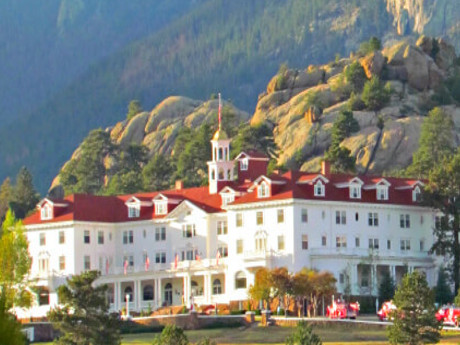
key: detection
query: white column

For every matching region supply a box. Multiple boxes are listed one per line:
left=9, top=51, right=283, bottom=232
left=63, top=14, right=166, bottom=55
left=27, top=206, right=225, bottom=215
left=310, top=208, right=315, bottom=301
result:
left=157, top=278, right=162, bottom=308
left=114, top=281, right=119, bottom=311
left=371, top=265, right=377, bottom=296
left=350, top=264, right=358, bottom=295
left=115, top=281, right=121, bottom=311
left=137, top=280, right=142, bottom=311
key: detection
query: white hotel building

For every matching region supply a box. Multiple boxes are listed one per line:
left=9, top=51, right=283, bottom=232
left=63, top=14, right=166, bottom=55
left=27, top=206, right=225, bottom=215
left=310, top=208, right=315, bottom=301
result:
left=20, top=126, right=442, bottom=318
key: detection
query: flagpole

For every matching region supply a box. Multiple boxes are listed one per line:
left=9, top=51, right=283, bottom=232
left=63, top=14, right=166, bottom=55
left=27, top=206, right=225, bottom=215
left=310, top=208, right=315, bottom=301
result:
left=218, top=93, right=222, bottom=130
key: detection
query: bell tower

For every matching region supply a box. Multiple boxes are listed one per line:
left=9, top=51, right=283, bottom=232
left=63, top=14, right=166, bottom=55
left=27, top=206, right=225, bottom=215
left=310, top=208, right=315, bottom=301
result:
left=207, top=93, right=234, bottom=194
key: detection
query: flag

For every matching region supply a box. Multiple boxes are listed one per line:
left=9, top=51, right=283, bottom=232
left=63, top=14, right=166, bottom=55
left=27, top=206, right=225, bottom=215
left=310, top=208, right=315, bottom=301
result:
left=105, top=258, right=109, bottom=275
left=195, top=251, right=201, bottom=263
left=218, top=93, right=222, bottom=128
left=145, top=256, right=150, bottom=271
left=174, top=253, right=179, bottom=269
left=216, top=249, right=221, bottom=265
left=123, top=259, right=128, bottom=275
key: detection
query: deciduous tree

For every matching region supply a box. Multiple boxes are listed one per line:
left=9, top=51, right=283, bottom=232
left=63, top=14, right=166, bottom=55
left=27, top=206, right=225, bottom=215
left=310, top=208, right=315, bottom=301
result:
left=248, top=267, right=273, bottom=310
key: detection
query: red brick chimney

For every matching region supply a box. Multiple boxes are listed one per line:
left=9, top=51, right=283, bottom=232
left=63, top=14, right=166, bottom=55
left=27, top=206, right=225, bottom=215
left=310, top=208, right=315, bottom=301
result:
left=175, top=180, right=184, bottom=190
left=321, top=160, right=330, bottom=175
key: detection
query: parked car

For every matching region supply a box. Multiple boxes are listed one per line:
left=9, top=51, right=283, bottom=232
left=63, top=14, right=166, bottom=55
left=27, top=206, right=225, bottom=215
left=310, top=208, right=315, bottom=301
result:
left=377, top=301, right=397, bottom=321
left=327, top=300, right=360, bottom=319
left=436, top=306, right=460, bottom=326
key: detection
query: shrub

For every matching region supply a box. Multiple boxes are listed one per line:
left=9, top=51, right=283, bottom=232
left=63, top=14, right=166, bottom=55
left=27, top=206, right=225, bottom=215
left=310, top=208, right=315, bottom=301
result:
left=285, top=321, right=322, bottom=345
left=347, top=92, right=365, bottom=111
left=152, top=325, right=188, bottom=345
left=361, top=77, right=390, bottom=110
left=358, top=37, right=381, bottom=55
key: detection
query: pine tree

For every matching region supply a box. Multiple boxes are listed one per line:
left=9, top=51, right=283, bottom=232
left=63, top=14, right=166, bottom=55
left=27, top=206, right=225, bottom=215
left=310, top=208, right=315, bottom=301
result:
left=152, top=325, right=189, bottom=345
left=378, top=270, right=395, bottom=303
left=126, top=100, right=143, bottom=121
left=10, top=167, right=39, bottom=219
left=435, top=266, right=452, bottom=305
left=142, top=154, right=174, bottom=191
left=387, top=271, right=441, bottom=345
left=361, top=76, right=390, bottom=110
left=48, top=270, right=121, bottom=345
left=406, top=107, right=454, bottom=178
left=286, top=321, right=322, bottom=345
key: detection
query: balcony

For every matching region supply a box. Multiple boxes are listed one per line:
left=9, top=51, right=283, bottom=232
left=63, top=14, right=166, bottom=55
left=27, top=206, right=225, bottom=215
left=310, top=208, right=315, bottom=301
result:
left=243, top=250, right=273, bottom=268
left=308, top=247, right=433, bottom=261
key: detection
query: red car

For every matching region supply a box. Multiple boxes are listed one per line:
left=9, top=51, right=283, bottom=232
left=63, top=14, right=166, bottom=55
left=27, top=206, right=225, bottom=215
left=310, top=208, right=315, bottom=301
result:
left=327, top=300, right=360, bottom=319
left=436, top=306, right=460, bottom=326
left=377, top=301, right=396, bottom=321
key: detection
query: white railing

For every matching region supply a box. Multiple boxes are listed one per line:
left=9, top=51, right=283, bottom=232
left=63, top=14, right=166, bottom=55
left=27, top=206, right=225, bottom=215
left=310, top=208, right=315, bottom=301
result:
left=308, top=247, right=431, bottom=259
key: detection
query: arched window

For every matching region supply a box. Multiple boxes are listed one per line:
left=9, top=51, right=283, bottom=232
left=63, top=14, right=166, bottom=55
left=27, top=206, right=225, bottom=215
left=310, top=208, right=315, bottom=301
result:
left=124, top=286, right=133, bottom=302
left=218, top=148, right=223, bottom=160
left=191, top=280, right=203, bottom=296
left=235, top=271, right=247, bottom=289
left=314, top=181, right=325, bottom=196
left=164, top=283, right=172, bottom=305
left=227, top=169, right=231, bottom=180
left=257, top=181, right=269, bottom=198
left=224, top=147, right=228, bottom=161
left=255, top=231, right=267, bottom=252
left=218, top=168, right=224, bottom=180
left=143, top=285, right=154, bottom=301
left=38, top=287, right=50, bottom=306
left=413, top=186, right=422, bottom=202
left=213, top=279, right=222, bottom=295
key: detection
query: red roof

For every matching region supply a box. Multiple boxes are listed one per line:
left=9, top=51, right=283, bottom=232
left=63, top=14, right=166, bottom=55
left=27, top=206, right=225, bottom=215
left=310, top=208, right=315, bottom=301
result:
left=23, top=170, right=425, bottom=226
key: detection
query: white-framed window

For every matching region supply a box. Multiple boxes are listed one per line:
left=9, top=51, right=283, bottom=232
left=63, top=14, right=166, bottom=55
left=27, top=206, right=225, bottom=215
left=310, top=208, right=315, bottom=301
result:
left=123, top=230, right=134, bottom=244
left=368, top=238, right=379, bottom=249
left=349, top=184, right=361, bottom=199
left=336, top=211, right=346, bottom=225
left=84, top=230, right=90, bottom=244
left=355, top=237, right=360, bottom=247
left=182, top=250, right=195, bottom=261
left=98, top=231, right=104, bottom=245
left=301, top=234, right=308, bottom=250
left=240, top=158, right=248, bottom=171
left=321, top=235, right=327, bottom=247
left=182, top=224, right=196, bottom=238
left=257, top=181, right=270, bottom=198
left=400, top=214, right=410, bottom=228
left=155, top=252, right=166, bottom=264
left=336, top=236, right=347, bottom=248
left=84, top=256, right=91, bottom=270
left=222, top=194, right=235, bottom=206
left=235, top=271, right=247, bottom=289
left=59, top=231, right=65, bottom=244
left=213, top=279, right=222, bottom=294
left=39, top=258, right=49, bottom=274
left=39, top=233, right=46, bottom=246
left=420, top=239, right=425, bottom=252
left=59, top=256, right=66, bottom=271
left=376, top=186, right=389, bottom=200
left=400, top=239, right=410, bottom=252
left=413, top=186, right=422, bottom=202
left=128, top=204, right=140, bottom=218
left=314, top=181, right=325, bottom=197
left=301, top=208, right=308, bottom=223
left=368, top=212, right=379, bottom=226
left=387, top=240, right=391, bottom=250
left=236, top=213, right=243, bottom=227
left=217, top=221, right=228, bottom=235
left=236, top=239, right=244, bottom=254
left=155, top=227, right=166, bottom=241
left=218, top=245, right=228, bottom=257
left=155, top=201, right=167, bottom=215
left=278, top=235, right=285, bottom=251
left=256, top=211, right=264, bottom=225
left=277, top=209, right=284, bottom=223
left=255, top=231, right=267, bottom=252
left=40, top=204, right=52, bottom=220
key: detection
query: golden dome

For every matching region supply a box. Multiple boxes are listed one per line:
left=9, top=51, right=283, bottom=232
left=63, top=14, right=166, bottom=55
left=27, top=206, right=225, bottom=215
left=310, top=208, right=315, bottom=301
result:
left=212, top=128, right=229, bottom=141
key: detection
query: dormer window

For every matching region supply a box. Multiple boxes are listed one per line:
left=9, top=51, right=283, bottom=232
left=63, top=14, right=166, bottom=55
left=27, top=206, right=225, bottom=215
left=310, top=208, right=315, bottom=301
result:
left=240, top=158, right=248, bottom=171
left=155, top=201, right=167, bottom=215
left=349, top=184, right=361, bottom=199
left=376, top=186, right=389, bottom=200
left=314, top=181, right=325, bottom=197
left=128, top=204, right=140, bottom=218
left=412, top=186, right=422, bottom=202
left=257, top=181, right=270, bottom=198
left=221, top=194, right=235, bottom=207
left=40, top=204, right=52, bottom=220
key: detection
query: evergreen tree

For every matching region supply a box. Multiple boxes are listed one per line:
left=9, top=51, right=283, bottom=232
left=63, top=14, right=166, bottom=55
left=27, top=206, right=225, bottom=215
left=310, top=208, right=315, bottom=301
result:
left=126, top=100, right=143, bottom=121
left=425, top=149, right=460, bottom=294
left=361, top=76, right=390, bottom=111
left=231, top=122, right=278, bottom=159
left=344, top=61, right=367, bottom=92
left=10, top=167, right=39, bottom=219
left=388, top=271, right=441, bottom=345
left=0, top=177, right=12, bottom=222
left=152, top=325, right=189, bottom=345
left=435, top=266, right=452, bottom=306
left=286, top=321, right=322, bottom=345
left=49, top=270, right=121, bottom=345
left=358, top=36, right=382, bottom=55
left=378, top=270, right=395, bottom=303
left=105, top=171, right=143, bottom=195
left=117, top=143, right=148, bottom=174
left=324, top=110, right=359, bottom=173
left=142, top=154, right=174, bottom=191
left=406, top=107, right=454, bottom=178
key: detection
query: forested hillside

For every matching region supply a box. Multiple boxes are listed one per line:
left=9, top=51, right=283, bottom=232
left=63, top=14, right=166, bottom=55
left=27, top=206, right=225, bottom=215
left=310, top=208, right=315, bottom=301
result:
left=1, top=0, right=460, bottom=193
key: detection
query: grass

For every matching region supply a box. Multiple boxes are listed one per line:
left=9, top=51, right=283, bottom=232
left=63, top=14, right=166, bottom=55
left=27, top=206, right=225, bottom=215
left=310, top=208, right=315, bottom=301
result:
left=33, top=323, right=460, bottom=345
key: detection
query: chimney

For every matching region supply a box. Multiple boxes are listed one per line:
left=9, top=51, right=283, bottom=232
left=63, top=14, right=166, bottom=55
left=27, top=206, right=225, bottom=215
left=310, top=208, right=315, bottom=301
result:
left=321, top=160, right=330, bottom=175
left=175, top=180, right=184, bottom=190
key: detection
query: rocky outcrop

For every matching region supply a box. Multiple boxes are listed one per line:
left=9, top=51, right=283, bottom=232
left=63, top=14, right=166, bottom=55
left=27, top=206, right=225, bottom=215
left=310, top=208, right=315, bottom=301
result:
left=360, top=51, right=385, bottom=79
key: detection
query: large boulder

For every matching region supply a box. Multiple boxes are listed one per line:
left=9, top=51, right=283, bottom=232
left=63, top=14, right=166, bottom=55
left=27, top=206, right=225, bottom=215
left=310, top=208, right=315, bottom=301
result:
left=428, top=60, right=444, bottom=89
left=293, top=68, right=325, bottom=89
left=117, top=112, right=150, bottom=147
left=360, top=51, right=385, bottom=79
left=383, top=41, right=409, bottom=65
left=416, top=35, right=433, bottom=55
left=435, top=38, right=457, bottom=71
left=403, top=45, right=429, bottom=91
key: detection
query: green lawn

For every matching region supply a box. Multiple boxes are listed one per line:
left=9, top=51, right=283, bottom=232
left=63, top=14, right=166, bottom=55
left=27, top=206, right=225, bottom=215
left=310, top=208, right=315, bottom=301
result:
left=33, top=324, right=460, bottom=345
